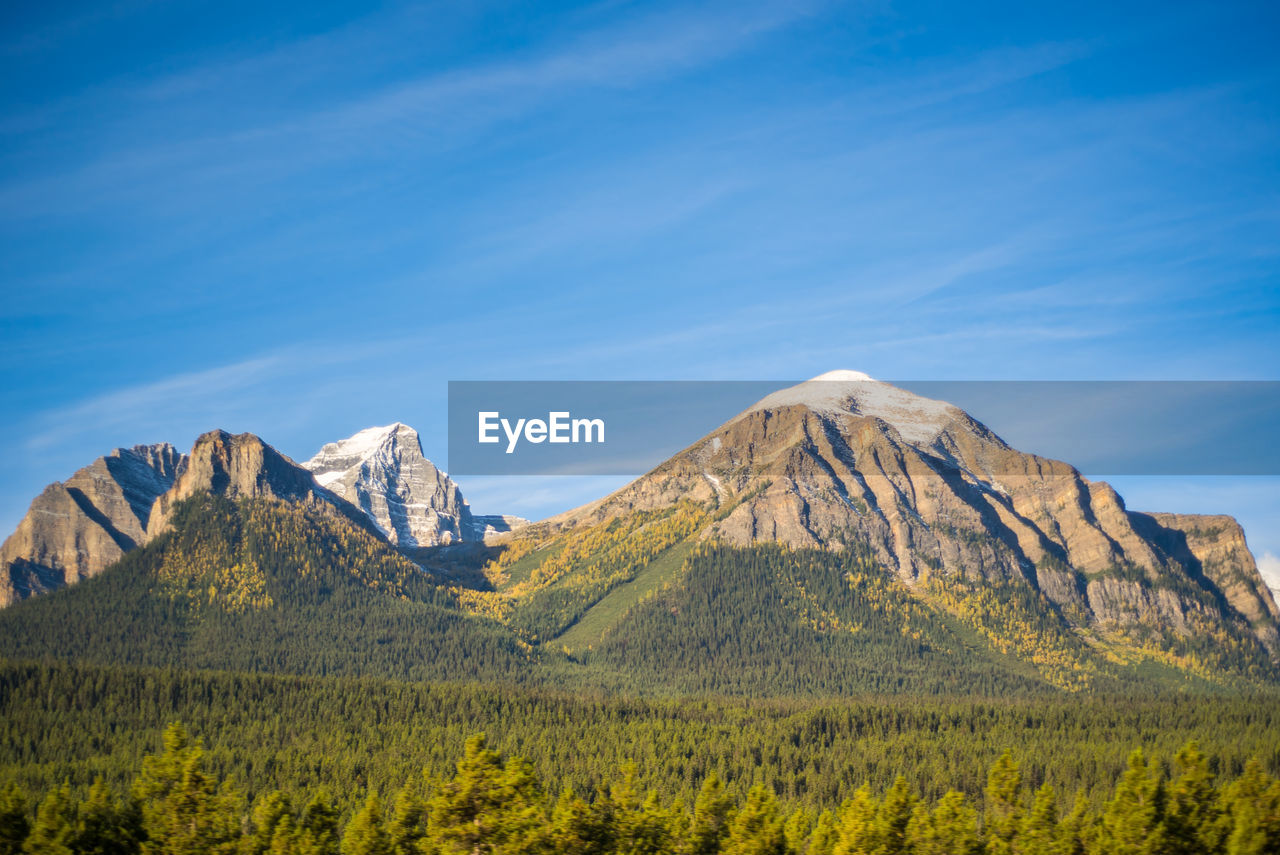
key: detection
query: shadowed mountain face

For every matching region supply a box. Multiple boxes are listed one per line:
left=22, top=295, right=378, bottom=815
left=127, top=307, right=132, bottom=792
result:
left=1, top=444, right=184, bottom=607
left=542, top=372, right=1279, bottom=659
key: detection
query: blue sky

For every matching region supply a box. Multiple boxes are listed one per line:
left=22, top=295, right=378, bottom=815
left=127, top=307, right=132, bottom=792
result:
left=1, top=0, right=1278, bottom=584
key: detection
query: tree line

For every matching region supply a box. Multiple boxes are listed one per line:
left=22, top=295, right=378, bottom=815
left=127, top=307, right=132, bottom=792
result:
left=3, top=661, right=1279, bottom=818
left=3, top=723, right=1279, bottom=854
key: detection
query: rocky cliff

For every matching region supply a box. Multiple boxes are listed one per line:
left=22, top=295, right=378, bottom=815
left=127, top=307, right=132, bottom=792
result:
left=1, top=423, right=531, bottom=608
left=303, top=423, right=525, bottom=547
left=1, top=444, right=184, bottom=606
left=146, top=430, right=362, bottom=537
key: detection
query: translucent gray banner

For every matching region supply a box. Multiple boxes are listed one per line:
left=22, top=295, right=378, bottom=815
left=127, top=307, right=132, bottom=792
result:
left=446, top=380, right=1280, bottom=476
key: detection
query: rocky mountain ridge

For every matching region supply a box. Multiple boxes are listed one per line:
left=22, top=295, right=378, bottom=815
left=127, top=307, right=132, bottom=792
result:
left=0, top=444, right=183, bottom=607
left=1, top=425, right=520, bottom=607
left=549, top=371, right=1280, bottom=657
left=302, top=423, right=524, bottom=547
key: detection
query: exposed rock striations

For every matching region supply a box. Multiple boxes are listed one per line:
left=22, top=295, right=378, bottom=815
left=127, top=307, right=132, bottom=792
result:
left=145, top=429, right=352, bottom=538
left=1, top=444, right=184, bottom=606
left=303, top=423, right=526, bottom=547
left=554, top=371, right=1280, bottom=656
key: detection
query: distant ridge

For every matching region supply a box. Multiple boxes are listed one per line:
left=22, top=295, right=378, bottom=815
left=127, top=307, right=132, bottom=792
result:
left=1, top=424, right=525, bottom=607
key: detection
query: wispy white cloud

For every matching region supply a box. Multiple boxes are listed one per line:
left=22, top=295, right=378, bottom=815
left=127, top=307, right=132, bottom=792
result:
left=0, top=0, right=818, bottom=218
left=21, top=336, right=431, bottom=452
left=289, top=1, right=819, bottom=137
left=25, top=356, right=289, bottom=451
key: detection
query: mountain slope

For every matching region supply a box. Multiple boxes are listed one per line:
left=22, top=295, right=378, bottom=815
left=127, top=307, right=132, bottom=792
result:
left=0, top=444, right=184, bottom=607
left=0, top=493, right=532, bottom=682
left=547, top=372, right=1279, bottom=653
left=304, top=423, right=470, bottom=547
left=1, top=374, right=1275, bottom=696
left=0, top=424, right=529, bottom=609
left=146, top=429, right=366, bottom=536
left=463, top=372, right=1279, bottom=691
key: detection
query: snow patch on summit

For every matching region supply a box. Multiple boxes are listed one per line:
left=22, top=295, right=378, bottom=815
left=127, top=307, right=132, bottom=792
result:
left=304, top=423, right=528, bottom=548
left=304, top=423, right=471, bottom=548
left=744, top=370, right=960, bottom=444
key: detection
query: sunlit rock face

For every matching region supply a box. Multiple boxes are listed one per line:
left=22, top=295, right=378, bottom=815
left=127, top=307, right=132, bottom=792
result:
left=1, top=443, right=184, bottom=606
left=305, top=423, right=480, bottom=548
left=550, top=371, right=1280, bottom=656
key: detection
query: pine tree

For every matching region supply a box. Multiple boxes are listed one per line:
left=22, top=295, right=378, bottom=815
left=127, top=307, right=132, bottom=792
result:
left=341, top=795, right=390, bottom=855
left=873, top=777, right=915, bottom=855
left=808, top=811, right=837, bottom=855
left=831, top=786, right=877, bottom=855
left=600, top=767, right=671, bottom=855
left=1054, top=792, right=1090, bottom=855
left=295, top=794, right=340, bottom=855
left=425, top=734, right=542, bottom=854
left=905, top=790, right=979, bottom=855
left=0, top=785, right=29, bottom=855
left=543, top=788, right=613, bottom=855
left=1220, top=759, right=1280, bottom=855
left=984, top=752, right=1022, bottom=855
left=1166, top=741, right=1219, bottom=855
left=722, top=784, right=787, bottom=855
left=782, top=808, right=809, bottom=855
left=386, top=786, right=427, bottom=855
left=248, top=791, right=295, bottom=855
left=73, top=778, right=141, bottom=855
left=686, top=773, right=733, bottom=855
left=22, top=783, right=75, bottom=855
left=1098, top=749, right=1167, bottom=855
left=1014, top=783, right=1057, bottom=855
left=132, top=722, right=241, bottom=855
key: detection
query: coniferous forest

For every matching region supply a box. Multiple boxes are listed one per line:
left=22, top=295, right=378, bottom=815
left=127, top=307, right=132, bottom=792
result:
left=2, top=718, right=1280, bottom=854
left=2, top=496, right=1279, bottom=852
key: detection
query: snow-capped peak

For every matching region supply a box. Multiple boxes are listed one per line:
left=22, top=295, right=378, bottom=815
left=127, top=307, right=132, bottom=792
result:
left=305, top=423, right=419, bottom=486
left=743, top=370, right=960, bottom=444
left=809, top=369, right=877, bottom=383
left=302, top=423, right=470, bottom=548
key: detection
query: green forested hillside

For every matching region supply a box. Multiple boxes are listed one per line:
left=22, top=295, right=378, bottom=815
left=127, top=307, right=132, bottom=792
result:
left=2, top=660, right=1278, bottom=815
left=1, top=495, right=1276, bottom=696
left=2, top=495, right=1279, bottom=853
left=0, top=495, right=532, bottom=683
left=461, top=514, right=1279, bottom=696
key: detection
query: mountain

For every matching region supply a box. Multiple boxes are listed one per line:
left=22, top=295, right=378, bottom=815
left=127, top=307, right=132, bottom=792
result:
left=1, top=374, right=1276, bottom=695
left=552, top=371, right=1279, bottom=651
left=303, top=423, right=526, bottom=546
left=1, top=444, right=184, bottom=607
left=0, top=493, right=530, bottom=682
left=459, top=371, right=1279, bottom=692
left=0, top=424, right=526, bottom=608
left=145, top=429, right=364, bottom=537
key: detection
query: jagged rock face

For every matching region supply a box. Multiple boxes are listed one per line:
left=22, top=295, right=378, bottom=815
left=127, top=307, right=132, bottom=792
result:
left=1, top=444, right=184, bottom=606
left=146, top=430, right=343, bottom=538
left=1131, top=512, right=1280, bottom=651
left=304, top=423, right=503, bottom=547
left=559, top=371, right=1280, bottom=655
